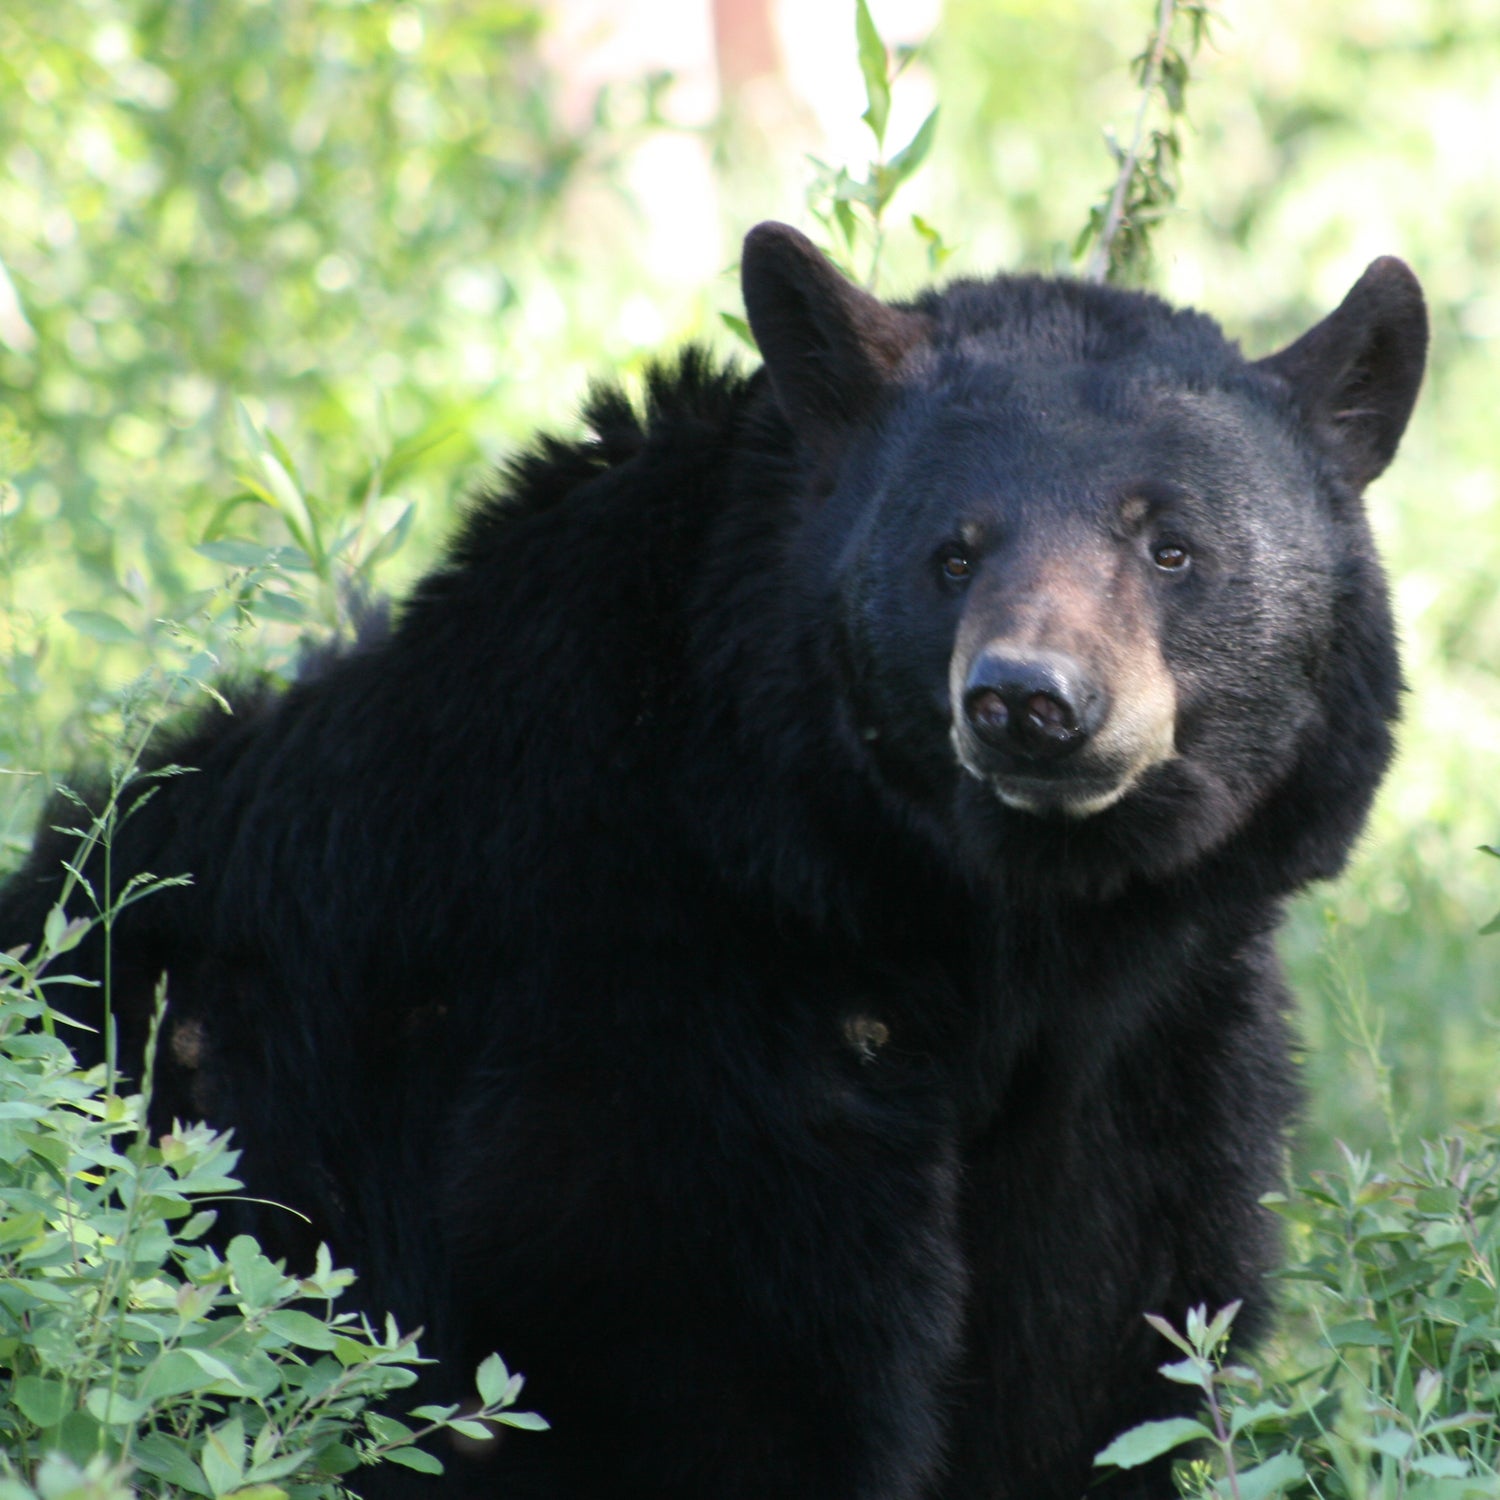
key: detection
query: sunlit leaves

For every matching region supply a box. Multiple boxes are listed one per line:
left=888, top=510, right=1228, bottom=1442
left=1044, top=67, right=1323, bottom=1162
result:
left=0, top=788, right=544, bottom=1497
left=805, top=4, right=940, bottom=289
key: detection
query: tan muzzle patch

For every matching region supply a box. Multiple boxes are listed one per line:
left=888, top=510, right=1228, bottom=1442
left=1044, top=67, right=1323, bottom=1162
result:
left=950, top=548, right=1178, bottom=817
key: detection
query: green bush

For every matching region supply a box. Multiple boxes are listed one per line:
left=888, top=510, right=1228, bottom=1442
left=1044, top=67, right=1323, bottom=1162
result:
left=0, top=751, right=544, bottom=1498
left=1098, top=1131, right=1500, bottom=1497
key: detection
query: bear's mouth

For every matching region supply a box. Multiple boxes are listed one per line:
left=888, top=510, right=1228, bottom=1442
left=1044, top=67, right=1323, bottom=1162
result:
left=949, top=699, right=1178, bottom=821
left=982, top=768, right=1139, bottom=820
left=950, top=733, right=1163, bottom=819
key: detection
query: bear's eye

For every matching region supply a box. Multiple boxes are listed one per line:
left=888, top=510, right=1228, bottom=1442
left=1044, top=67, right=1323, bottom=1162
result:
left=940, top=551, right=972, bottom=583
left=1152, top=543, right=1190, bottom=572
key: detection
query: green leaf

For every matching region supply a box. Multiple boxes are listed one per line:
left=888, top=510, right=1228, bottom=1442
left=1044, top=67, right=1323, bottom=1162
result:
left=883, top=107, right=939, bottom=198
left=1410, top=1455, right=1472, bottom=1479
left=13, top=1374, right=70, bottom=1427
left=246, top=590, right=307, bottom=624
left=1094, top=1417, right=1213, bottom=1468
left=0, top=1210, right=46, bottom=1247
left=1229, top=1398, right=1293, bottom=1436
left=359, top=424, right=463, bottom=496
left=63, top=609, right=137, bottom=646
left=138, top=1350, right=223, bottom=1402
left=195, top=538, right=280, bottom=569
left=447, top=1419, right=497, bottom=1442
left=201, top=1417, right=247, bottom=1497
left=202, top=490, right=268, bottom=540
left=236, top=402, right=317, bottom=555
left=1142, top=1312, right=1194, bottom=1356
left=1366, top=1426, right=1414, bottom=1459
left=833, top=198, right=859, bottom=253
left=227, top=1235, right=290, bottom=1308
left=84, top=1386, right=148, bottom=1427
left=1234, top=1450, right=1306, bottom=1500
left=380, top=1446, right=444, bottom=1475
left=1415, top=1185, right=1461, bottom=1214
left=408, top=1404, right=460, bottom=1422
left=1202, top=1299, right=1242, bottom=1350
left=475, top=1352, right=511, bottom=1407
left=178, top=1209, right=218, bottom=1242
left=264, top=1308, right=339, bottom=1349
left=332, top=1335, right=376, bottom=1366
left=359, top=501, right=416, bottom=573
left=43, top=902, right=66, bottom=953
left=133, top=1432, right=213, bottom=1496
left=53, top=914, right=92, bottom=955
left=366, top=1414, right=415, bottom=1446
left=312, top=1443, right=359, bottom=1476
left=1157, top=1356, right=1211, bottom=1388
left=719, top=311, right=757, bottom=350
left=1159, top=49, right=1188, bottom=113
left=495, top=1410, right=549, bottom=1431
left=854, top=0, right=890, bottom=147
left=910, top=213, right=952, bottom=272
left=1325, top=1319, right=1393, bottom=1347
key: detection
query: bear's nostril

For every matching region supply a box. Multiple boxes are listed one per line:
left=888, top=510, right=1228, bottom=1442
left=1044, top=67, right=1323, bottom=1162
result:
left=1024, top=692, right=1076, bottom=740
left=967, top=689, right=1009, bottom=737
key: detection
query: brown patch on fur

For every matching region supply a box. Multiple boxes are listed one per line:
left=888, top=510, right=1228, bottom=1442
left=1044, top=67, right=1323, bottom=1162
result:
left=842, top=1014, right=891, bottom=1061
left=169, top=1017, right=205, bottom=1070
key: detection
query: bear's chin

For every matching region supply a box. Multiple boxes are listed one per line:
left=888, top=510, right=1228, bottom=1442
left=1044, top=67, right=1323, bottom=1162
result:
left=949, top=754, right=1253, bottom=901
left=965, top=748, right=1173, bottom=821
left=987, top=774, right=1135, bottom=820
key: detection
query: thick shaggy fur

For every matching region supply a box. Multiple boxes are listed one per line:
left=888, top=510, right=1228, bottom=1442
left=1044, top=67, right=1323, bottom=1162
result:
left=0, top=226, right=1425, bottom=1499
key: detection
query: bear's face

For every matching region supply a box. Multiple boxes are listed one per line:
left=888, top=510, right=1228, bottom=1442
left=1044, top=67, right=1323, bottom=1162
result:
left=742, top=223, right=1425, bottom=887
left=828, top=369, right=1341, bottom=828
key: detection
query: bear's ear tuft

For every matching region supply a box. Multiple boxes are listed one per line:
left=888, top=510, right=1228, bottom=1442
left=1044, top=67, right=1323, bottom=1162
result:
left=1254, top=257, right=1427, bottom=492
left=741, top=222, right=930, bottom=453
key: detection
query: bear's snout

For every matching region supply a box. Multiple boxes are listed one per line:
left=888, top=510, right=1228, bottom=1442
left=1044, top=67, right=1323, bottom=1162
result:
left=961, top=646, right=1103, bottom=763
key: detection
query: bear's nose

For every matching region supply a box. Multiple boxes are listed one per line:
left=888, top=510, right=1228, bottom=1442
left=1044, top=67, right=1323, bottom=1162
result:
left=962, top=649, right=1100, bottom=761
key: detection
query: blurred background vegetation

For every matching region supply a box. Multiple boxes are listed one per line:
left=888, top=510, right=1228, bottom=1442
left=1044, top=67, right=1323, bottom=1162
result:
left=0, top=0, right=1496, bottom=1169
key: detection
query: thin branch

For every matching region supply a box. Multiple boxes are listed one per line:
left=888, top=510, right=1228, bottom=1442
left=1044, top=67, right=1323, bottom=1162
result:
left=1083, top=0, right=1176, bottom=284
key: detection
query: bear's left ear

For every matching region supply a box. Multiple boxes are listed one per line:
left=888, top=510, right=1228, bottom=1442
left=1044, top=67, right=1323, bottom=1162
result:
left=741, top=221, right=930, bottom=455
left=1254, top=257, right=1427, bottom=491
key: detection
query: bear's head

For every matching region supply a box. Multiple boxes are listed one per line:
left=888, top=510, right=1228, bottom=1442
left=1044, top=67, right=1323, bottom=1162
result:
left=741, top=222, right=1427, bottom=897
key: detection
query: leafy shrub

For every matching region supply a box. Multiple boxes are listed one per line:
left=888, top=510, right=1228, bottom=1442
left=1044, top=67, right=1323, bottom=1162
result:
left=0, top=750, right=543, bottom=1498
left=1098, top=1131, right=1500, bottom=1497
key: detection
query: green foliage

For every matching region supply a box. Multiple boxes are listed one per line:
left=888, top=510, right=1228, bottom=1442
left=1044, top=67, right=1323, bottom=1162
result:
left=0, top=0, right=573, bottom=513
left=1098, top=1132, right=1500, bottom=1497
left=719, top=0, right=946, bottom=347
left=1075, top=0, right=1216, bottom=284
left=0, top=394, right=430, bottom=871
left=0, top=0, right=628, bottom=779
left=804, top=0, right=945, bottom=288
left=0, top=777, right=544, bottom=1497
left=0, top=1024, right=540, bottom=1498
left=1478, top=848, right=1500, bottom=939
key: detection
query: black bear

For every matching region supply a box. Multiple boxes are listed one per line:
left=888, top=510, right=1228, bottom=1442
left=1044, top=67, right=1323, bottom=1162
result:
left=0, top=223, right=1426, bottom=1499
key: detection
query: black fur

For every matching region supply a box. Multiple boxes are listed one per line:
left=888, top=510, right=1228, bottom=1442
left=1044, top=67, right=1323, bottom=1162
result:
left=0, top=226, right=1426, bottom=1499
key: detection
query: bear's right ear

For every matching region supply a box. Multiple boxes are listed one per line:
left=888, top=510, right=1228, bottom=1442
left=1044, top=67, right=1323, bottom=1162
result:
left=741, top=222, right=930, bottom=455
left=1254, top=257, right=1428, bottom=492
